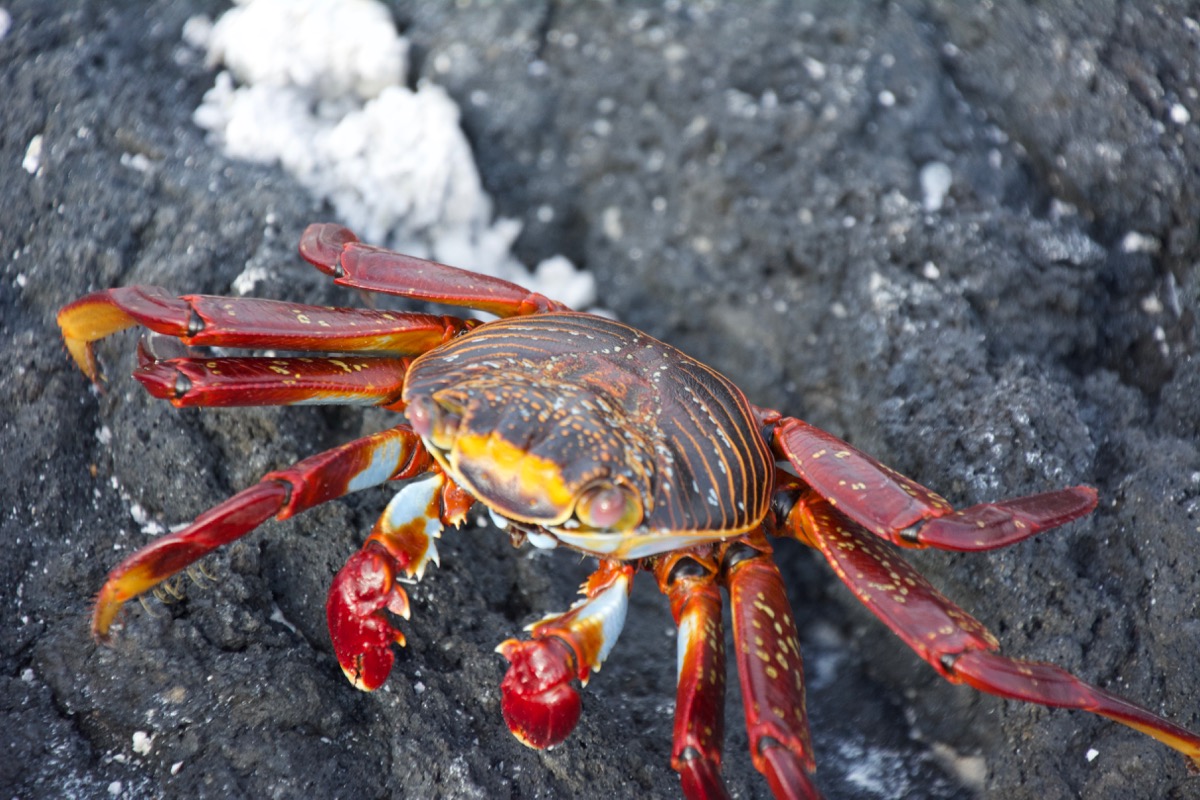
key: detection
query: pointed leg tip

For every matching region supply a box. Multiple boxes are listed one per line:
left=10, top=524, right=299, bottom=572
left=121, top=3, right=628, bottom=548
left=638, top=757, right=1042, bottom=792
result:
left=91, top=588, right=130, bottom=644
left=91, top=567, right=157, bottom=642
left=1074, top=484, right=1100, bottom=509
left=91, top=613, right=117, bottom=644
left=63, top=340, right=101, bottom=383
left=58, top=291, right=144, bottom=382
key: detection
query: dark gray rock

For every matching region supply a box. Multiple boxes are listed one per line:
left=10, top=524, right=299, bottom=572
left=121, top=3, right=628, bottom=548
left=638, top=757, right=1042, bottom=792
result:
left=3, top=2, right=1198, bottom=798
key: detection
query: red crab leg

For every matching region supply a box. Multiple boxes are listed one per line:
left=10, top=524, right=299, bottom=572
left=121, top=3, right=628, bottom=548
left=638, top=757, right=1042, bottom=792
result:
left=92, top=425, right=433, bottom=639
left=652, top=551, right=729, bottom=800
left=133, top=355, right=411, bottom=409
left=299, top=223, right=570, bottom=317
left=327, top=471, right=476, bottom=690
left=772, top=416, right=1097, bottom=551
left=57, top=285, right=471, bottom=384
left=723, top=535, right=821, bottom=800
left=496, top=561, right=634, bottom=749
left=779, top=488, right=1200, bottom=768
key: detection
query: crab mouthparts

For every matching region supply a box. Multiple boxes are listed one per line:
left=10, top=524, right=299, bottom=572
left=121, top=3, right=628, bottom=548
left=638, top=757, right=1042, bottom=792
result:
left=548, top=529, right=728, bottom=560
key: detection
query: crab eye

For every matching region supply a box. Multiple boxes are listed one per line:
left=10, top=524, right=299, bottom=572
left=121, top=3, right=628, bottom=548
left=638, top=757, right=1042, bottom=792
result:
left=406, top=396, right=461, bottom=449
left=575, top=482, right=643, bottom=531
left=406, top=396, right=434, bottom=437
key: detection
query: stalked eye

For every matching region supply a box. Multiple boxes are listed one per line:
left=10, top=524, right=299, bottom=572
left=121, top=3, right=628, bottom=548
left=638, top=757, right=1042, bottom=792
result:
left=406, top=396, right=434, bottom=437
left=574, top=482, right=643, bottom=531
left=405, top=396, right=461, bottom=450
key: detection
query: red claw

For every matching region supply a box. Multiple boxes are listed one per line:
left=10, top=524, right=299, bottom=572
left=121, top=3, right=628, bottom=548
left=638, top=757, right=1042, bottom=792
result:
left=497, top=637, right=582, bottom=749
left=326, top=546, right=411, bottom=691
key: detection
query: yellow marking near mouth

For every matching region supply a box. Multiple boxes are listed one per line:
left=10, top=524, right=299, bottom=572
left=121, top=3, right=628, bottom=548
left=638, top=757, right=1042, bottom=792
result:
left=452, top=432, right=576, bottom=522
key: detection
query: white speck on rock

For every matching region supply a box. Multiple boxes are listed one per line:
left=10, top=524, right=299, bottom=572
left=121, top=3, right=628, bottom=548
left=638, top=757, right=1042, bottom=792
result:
left=919, top=161, right=952, bottom=212
left=23, top=134, right=43, bottom=175
left=1120, top=230, right=1161, bottom=254
left=602, top=206, right=623, bottom=241
left=232, top=265, right=272, bottom=295
left=132, top=731, right=154, bottom=756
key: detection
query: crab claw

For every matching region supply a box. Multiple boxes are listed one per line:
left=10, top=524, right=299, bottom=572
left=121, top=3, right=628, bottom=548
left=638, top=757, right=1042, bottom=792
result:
left=497, top=637, right=582, bottom=749
left=326, top=545, right=411, bottom=691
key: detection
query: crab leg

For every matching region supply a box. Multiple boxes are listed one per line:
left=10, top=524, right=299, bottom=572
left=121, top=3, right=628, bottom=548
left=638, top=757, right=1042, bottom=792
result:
left=779, top=488, right=1200, bottom=767
left=299, top=223, right=570, bottom=317
left=496, top=560, right=634, bottom=749
left=723, top=535, right=821, bottom=800
left=652, top=551, right=729, bottom=800
left=92, top=425, right=433, bottom=639
left=772, top=417, right=1097, bottom=551
left=57, top=285, right=470, bottom=384
left=133, top=355, right=412, bottom=409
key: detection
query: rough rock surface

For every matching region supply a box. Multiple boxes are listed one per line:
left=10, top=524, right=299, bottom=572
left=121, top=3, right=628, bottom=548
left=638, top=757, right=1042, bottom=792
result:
left=3, top=2, right=1199, bottom=798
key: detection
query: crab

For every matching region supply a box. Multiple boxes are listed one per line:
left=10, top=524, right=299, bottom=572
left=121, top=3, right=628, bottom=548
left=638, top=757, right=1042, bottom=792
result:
left=59, top=223, right=1200, bottom=799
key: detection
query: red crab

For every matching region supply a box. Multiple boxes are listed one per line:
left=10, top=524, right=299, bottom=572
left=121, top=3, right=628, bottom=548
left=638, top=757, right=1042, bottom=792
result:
left=59, top=224, right=1200, bottom=799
